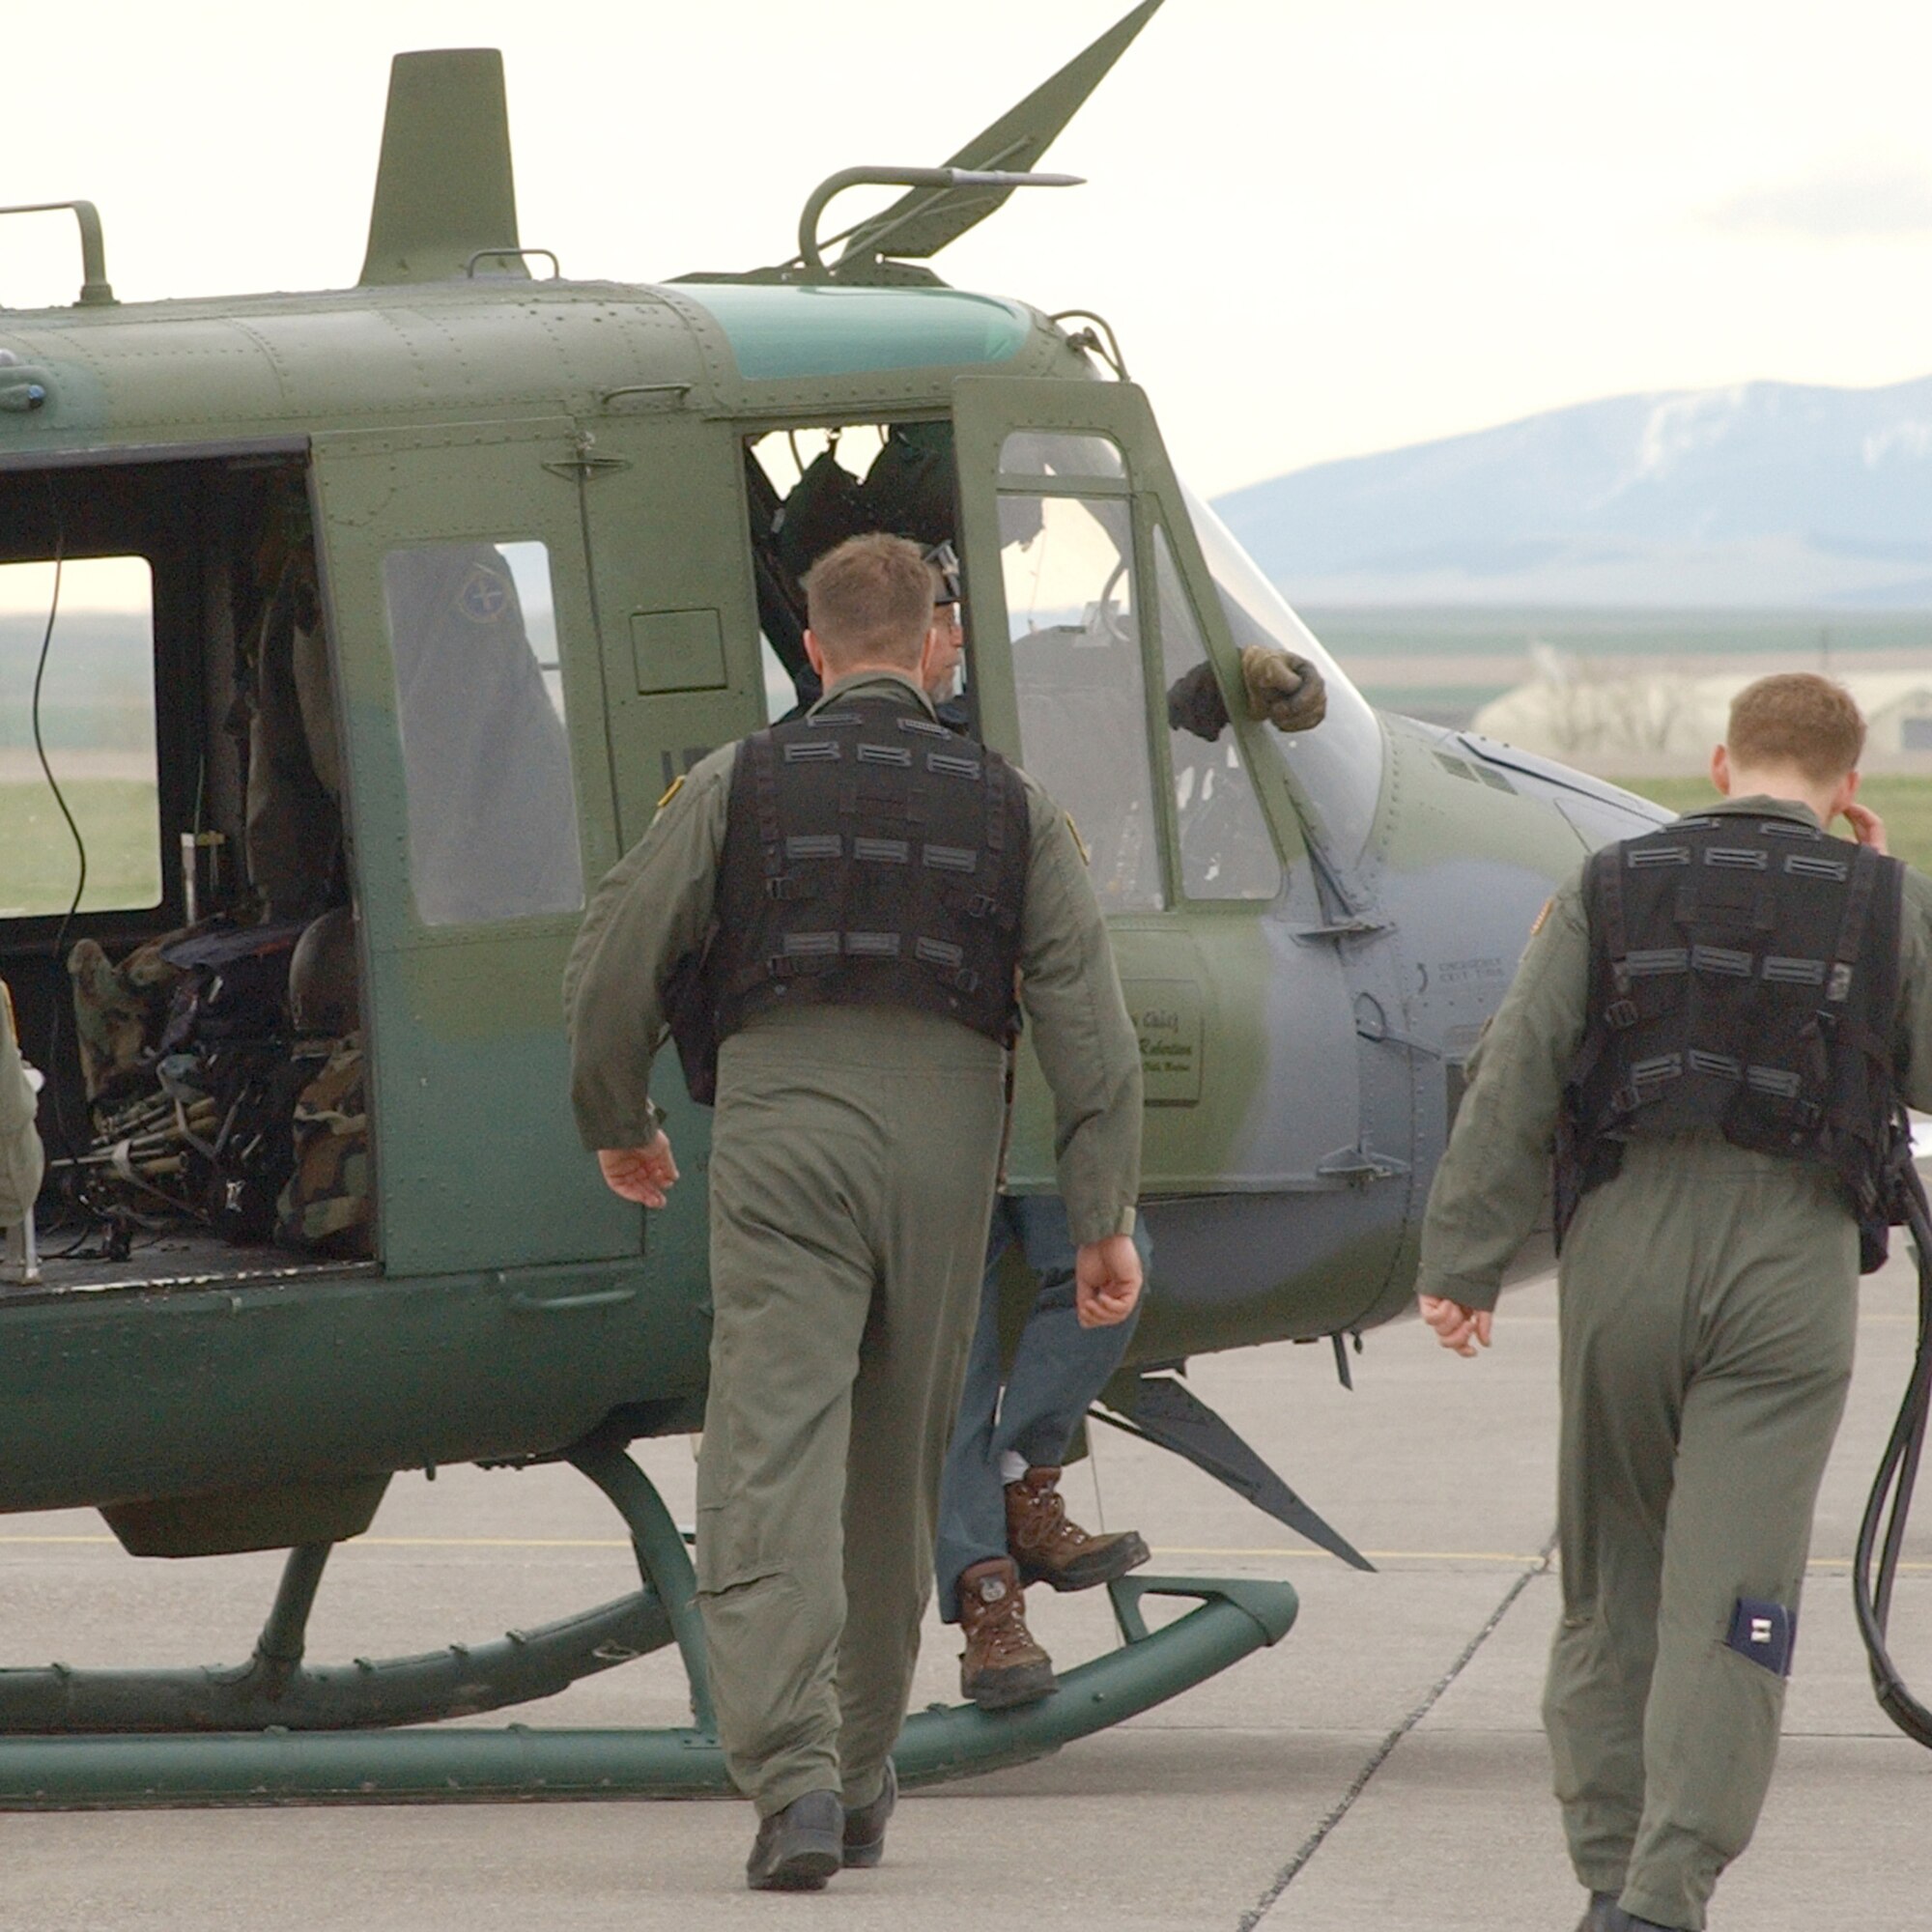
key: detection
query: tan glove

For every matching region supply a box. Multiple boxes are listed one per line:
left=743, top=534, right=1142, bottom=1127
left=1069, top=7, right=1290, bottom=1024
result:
left=1241, top=646, right=1327, bottom=734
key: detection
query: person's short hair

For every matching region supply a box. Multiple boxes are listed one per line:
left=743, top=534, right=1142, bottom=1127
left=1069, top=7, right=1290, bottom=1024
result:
left=803, top=533, right=934, bottom=671
left=1726, top=673, right=1866, bottom=783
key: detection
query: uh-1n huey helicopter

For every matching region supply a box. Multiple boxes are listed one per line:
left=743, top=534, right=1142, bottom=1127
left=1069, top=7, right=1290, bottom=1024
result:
left=0, top=0, right=1664, bottom=1804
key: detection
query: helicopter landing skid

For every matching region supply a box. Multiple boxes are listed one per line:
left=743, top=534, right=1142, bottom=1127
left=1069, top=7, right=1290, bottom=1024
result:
left=0, top=1446, right=1297, bottom=1806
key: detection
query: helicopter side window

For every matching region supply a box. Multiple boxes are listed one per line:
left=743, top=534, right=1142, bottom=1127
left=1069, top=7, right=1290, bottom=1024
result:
left=380, top=539, right=583, bottom=926
left=998, top=434, right=1164, bottom=913
left=1154, top=525, right=1283, bottom=902
left=0, top=556, right=161, bottom=918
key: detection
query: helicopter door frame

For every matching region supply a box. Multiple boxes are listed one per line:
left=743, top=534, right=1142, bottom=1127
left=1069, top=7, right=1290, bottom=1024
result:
left=309, top=418, right=638, bottom=1277
left=952, top=375, right=1365, bottom=1196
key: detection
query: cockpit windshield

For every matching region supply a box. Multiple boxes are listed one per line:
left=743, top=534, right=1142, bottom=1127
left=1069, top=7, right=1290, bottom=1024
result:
left=1181, top=483, right=1384, bottom=865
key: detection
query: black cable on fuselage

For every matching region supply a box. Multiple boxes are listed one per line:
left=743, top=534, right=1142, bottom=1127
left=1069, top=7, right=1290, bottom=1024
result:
left=26, top=476, right=99, bottom=1230
left=1853, top=1155, right=1932, bottom=1747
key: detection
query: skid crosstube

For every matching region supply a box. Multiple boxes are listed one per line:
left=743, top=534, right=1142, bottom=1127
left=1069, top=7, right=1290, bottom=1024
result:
left=0, top=1448, right=1297, bottom=1805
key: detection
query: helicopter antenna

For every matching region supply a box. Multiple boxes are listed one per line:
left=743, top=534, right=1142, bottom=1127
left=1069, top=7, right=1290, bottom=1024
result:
left=782, top=0, right=1163, bottom=285
left=358, top=49, right=526, bottom=286
left=797, top=168, right=1084, bottom=280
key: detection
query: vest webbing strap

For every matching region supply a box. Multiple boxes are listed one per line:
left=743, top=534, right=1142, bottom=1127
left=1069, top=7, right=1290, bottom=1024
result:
left=1598, top=840, right=1631, bottom=998
left=1833, top=844, right=1879, bottom=989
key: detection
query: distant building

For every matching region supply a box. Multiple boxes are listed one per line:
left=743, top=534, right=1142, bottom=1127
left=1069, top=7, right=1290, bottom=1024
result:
left=1471, top=661, right=1932, bottom=774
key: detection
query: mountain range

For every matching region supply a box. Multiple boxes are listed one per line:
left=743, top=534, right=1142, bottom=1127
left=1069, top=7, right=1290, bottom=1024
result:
left=1210, top=374, right=1932, bottom=609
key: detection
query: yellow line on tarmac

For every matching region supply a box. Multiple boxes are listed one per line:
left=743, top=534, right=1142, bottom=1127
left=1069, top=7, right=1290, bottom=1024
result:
left=1152, top=1548, right=1932, bottom=1576
left=1152, top=1547, right=1546, bottom=1565
left=0, top=1534, right=634, bottom=1549
left=3, top=1537, right=1926, bottom=1576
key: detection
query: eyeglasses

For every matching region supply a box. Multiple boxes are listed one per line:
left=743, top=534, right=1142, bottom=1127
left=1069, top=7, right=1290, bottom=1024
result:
left=923, top=540, right=963, bottom=606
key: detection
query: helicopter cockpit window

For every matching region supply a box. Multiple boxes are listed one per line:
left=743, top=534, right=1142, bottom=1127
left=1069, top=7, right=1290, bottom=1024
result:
left=0, top=555, right=161, bottom=917
left=381, top=539, right=583, bottom=926
left=1154, top=526, right=1282, bottom=901
left=999, top=435, right=1164, bottom=913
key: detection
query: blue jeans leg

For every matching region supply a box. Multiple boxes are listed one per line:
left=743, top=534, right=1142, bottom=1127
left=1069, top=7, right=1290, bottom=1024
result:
left=934, top=1198, right=1151, bottom=1621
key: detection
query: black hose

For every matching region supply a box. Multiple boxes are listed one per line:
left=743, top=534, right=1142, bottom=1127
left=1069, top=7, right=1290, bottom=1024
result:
left=1851, top=1153, right=1932, bottom=1747
left=27, top=491, right=83, bottom=1165
left=24, top=479, right=113, bottom=1249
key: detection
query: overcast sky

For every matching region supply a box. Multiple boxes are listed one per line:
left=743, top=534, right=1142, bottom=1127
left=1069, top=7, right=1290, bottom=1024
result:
left=6, top=0, right=1932, bottom=497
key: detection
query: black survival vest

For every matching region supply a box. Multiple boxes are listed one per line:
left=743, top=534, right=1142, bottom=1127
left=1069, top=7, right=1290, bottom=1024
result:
left=665, top=694, right=1030, bottom=1104
left=1557, top=812, right=1910, bottom=1272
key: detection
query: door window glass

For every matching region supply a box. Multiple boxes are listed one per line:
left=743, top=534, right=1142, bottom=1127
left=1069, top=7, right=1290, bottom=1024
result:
left=999, top=480, right=1163, bottom=912
left=0, top=556, right=160, bottom=916
left=382, top=539, right=583, bottom=925
left=1180, top=482, right=1384, bottom=865
left=1154, top=526, right=1283, bottom=901
left=997, top=432, right=1126, bottom=482
left=760, top=636, right=799, bottom=723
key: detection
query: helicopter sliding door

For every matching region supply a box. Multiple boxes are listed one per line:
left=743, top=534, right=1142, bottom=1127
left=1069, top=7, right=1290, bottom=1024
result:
left=311, top=420, right=638, bottom=1275
left=561, top=411, right=769, bottom=852
left=952, top=376, right=1368, bottom=1205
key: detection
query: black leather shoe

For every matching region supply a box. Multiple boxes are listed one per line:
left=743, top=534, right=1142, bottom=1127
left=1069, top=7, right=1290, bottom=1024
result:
left=841, top=1759, right=896, bottom=1868
left=1585, top=1900, right=1683, bottom=1932
left=746, top=1790, right=842, bottom=1891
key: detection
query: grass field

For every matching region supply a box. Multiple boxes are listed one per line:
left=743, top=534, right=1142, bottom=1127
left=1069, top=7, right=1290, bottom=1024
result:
left=0, top=780, right=162, bottom=917
left=1623, top=775, right=1932, bottom=877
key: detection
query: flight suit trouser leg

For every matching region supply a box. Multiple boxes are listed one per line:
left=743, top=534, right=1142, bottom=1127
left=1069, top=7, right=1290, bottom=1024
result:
left=1544, top=1142, right=1858, bottom=1931
left=934, top=1198, right=1151, bottom=1620
left=695, top=1010, right=1004, bottom=1818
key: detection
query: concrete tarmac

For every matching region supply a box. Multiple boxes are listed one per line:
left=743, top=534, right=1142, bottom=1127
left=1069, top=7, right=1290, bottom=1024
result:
left=2, top=1255, right=1926, bottom=1930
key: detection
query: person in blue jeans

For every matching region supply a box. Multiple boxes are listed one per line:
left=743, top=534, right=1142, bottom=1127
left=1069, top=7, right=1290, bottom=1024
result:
left=936, top=1195, right=1155, bottom=1707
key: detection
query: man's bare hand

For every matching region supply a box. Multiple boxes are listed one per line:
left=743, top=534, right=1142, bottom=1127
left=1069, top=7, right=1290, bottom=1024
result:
left=597, top=1133, right=679, bottom=1208
left=1844, top=802, right=1889, bottom=855
left=1241, top=645, right=1327, bottom=734
left=1075, top=1233, right=1143, bottom=1328
left=1418, top=1293, right=1492, bottom=1358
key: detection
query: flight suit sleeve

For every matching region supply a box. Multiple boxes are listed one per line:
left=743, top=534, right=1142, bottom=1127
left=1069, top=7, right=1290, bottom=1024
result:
left=0, top=981, right=45, bottom=1227
left=1014, top=778, right=1145, bottom=1244
left=563, top=749, right=734, bottom=1151
left=1894, top=868, right=1932, bottom=1112
left=1415, top=874, right=1591, bottom=1312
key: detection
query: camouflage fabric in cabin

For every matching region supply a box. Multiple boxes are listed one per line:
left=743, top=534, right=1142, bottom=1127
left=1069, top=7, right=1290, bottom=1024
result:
left=276, top=1034, right=372, bottom=1255
left=68, top=936, right=184, bottom=1102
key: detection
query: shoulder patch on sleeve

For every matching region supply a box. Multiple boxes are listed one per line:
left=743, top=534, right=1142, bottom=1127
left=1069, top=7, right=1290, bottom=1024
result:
left=1529, top=896, right=1553, bottom=940
left=655, top=774, right=686, bottom=814
left=1065, top=813, right=1091, bottom=867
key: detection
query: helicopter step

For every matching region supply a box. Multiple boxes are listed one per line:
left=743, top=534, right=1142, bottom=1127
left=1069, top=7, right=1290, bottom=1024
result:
left=1096, top=1369, right=1376, bottom=1573
left=0, top=1444, right=1297, bottom=1805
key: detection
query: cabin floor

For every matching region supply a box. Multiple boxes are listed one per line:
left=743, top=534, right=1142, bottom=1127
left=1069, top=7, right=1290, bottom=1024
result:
left=0, top=1250, right=1922, bottom=1928
left=7, top=1230, right=369, bottom=1297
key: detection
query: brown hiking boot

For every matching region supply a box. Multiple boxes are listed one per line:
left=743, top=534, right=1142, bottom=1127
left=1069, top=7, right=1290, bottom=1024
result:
left=1006, top=1466, right=1151, bottom=1593
left=956, top=1556, right=1057, bottom=1710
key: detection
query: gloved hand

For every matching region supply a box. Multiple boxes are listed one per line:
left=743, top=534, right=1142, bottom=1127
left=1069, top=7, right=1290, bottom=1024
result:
left=1164, top=658, right=1229, bottom=742
left=1241, top=646, right=1326, bottom=734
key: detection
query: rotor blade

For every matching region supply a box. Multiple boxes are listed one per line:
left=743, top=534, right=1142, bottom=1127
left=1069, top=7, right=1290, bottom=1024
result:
left=1094, top=1371, right=1378, bottom=1573
left=834, top=0, right=1163, bottom=272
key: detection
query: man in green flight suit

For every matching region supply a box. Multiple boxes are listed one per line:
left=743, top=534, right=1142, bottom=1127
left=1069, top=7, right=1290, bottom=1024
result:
left=1415, top=673, right=1932, bottom=1932
left=564, top=532, right=1145, bottom=1894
